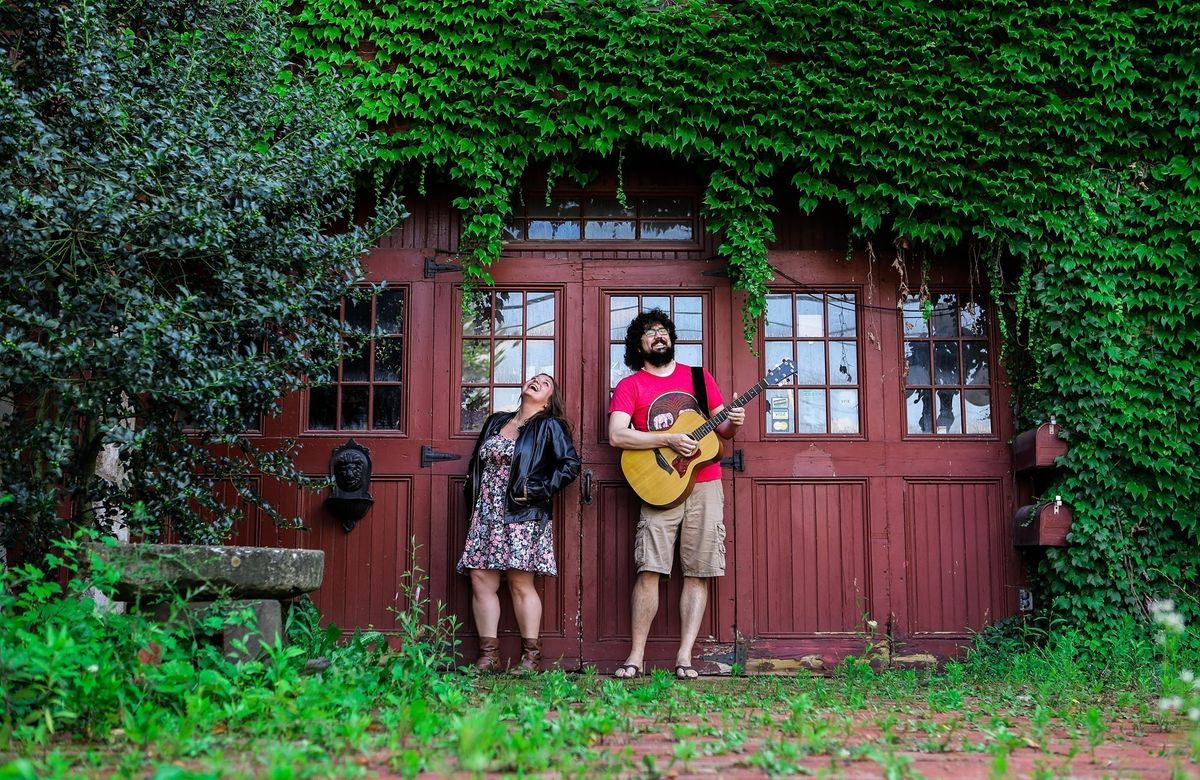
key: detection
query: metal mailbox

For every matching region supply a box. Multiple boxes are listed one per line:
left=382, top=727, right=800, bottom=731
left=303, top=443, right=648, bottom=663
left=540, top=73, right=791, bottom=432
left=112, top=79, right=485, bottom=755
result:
left=1013, top=496, right=1072, bottom=547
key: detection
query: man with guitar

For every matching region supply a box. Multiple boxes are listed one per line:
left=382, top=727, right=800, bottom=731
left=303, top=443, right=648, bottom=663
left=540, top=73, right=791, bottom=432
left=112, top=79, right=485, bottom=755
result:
left=608, top=309, right=744, bottom=680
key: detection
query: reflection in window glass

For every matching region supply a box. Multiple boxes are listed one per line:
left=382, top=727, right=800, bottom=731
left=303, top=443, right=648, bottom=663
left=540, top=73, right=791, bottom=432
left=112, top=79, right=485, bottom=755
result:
left=763, top=291, right=860, bottom=435
left=902, top=293, right=992, bottom=435
left=460, top=290, right=559, bottom=432
left=505, top=195, right=697, bottom=242
left=308, top=290, right=406, bottom=432
left=607, top=294, right=706, bottom=400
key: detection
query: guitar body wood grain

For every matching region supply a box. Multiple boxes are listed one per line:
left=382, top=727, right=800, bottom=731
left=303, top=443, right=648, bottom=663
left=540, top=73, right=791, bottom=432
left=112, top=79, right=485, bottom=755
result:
left=620, top=409, right=723, bottom=508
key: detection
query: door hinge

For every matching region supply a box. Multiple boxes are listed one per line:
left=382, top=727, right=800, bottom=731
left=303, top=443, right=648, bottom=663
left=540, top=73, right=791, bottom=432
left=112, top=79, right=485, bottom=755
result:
left=420, top=444, right=462, bottom=468
left=423, top=255, right=461, bottom=277
left=720, top=448, right=745, bottom=472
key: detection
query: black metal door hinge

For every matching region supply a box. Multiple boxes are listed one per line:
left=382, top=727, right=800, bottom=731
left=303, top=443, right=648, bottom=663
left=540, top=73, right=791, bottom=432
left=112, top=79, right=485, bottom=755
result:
left=420, top=444, right=462, bottom=468
left=720, top=448, right=745, bottom=472
left=424, top=256, right=461, bottom=277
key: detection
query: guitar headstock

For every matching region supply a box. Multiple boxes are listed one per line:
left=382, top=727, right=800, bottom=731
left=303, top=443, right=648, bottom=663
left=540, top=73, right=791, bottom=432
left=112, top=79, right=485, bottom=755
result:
left=765, top=359, right=797, bottom=386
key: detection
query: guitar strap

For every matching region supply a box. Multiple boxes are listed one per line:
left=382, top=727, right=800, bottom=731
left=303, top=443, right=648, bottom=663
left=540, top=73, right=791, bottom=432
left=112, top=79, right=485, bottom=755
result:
left=692, top=366, right=710, bottom=419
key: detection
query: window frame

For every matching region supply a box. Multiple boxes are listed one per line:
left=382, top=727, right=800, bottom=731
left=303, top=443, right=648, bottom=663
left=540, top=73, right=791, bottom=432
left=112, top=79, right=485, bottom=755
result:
left=502, top=190, right=703, bottom=250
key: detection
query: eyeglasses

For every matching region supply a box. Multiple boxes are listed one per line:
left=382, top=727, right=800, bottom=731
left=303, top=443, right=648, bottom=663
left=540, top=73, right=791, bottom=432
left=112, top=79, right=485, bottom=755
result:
left=642, top=327, right=670, bottom=338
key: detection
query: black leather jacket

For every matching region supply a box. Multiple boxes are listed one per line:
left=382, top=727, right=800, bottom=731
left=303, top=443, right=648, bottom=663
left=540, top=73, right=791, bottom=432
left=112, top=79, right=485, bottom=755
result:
left=464, top=412, right=580, bottom=526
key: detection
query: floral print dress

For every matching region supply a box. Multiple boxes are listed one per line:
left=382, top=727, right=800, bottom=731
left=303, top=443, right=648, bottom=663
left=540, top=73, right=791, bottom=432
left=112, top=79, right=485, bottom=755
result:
left=457, top=433, right=557, bottom=576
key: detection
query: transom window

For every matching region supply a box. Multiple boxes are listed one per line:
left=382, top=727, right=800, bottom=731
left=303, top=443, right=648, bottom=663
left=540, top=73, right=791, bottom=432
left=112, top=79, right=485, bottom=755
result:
left=308, top=290, right=405, bottom=431
left=608, top=294, right=704, bottom=392
left=902, top=293, right=992, bottom=435
left=504, top=196, right=695, bottom=242
left=460, top=290, right=557, bottom=432
left=762, top=292, right=861, bottom=435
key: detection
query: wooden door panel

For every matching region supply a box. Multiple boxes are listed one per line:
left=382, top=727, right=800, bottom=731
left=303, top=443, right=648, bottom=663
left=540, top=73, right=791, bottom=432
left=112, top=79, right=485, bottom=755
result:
left=748, top=479, right=871, bottom=636
left=902, top=479, right=1014, bottom=637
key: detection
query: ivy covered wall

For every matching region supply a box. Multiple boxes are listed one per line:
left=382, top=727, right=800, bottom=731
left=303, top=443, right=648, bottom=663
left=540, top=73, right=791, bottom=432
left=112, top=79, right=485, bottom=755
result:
left=288, top=0, right=1200, bottom=630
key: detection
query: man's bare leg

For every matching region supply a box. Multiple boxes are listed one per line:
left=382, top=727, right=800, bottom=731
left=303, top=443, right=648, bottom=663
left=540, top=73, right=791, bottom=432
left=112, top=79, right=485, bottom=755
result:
left=615, top=570, right=661, bottom=678
left=674, top=576, right=708, bottom=678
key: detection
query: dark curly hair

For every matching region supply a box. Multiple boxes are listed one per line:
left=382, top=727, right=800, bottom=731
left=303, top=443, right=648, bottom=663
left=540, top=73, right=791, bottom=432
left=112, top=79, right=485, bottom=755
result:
left=622, top=308, right=677, bottom=370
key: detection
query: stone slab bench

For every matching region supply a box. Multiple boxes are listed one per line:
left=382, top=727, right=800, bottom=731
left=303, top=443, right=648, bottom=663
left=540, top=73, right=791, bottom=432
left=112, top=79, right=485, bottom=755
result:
left=90, top=543, right=324, bottom=660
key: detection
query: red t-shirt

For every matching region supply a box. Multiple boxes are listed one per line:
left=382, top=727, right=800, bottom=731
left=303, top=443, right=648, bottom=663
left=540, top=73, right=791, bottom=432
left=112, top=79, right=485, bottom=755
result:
left=609, top=363, right=725, bottom=483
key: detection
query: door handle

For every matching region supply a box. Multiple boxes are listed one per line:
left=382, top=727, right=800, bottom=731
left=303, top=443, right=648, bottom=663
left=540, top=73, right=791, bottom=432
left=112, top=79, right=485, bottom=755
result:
left=581, top=469, right=593, bottom=505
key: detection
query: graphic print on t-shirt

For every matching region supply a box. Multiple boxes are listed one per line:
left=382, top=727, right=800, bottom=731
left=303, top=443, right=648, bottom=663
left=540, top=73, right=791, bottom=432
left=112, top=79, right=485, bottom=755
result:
left=646, top=391, right=700, bottom=431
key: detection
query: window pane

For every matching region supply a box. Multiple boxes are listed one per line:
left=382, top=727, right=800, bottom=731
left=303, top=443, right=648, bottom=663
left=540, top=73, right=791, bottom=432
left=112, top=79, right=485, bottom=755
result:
left=902, top=297, right=928, bottom=337
left=797, top=389, right=827, bottom=433
left=640, top=198, right=691, bottom=218
left=341, top=386, right=368, bottom=430
left=797, top=341, right=825, bottom=384
left=796, top=295, right=824, bottom=337
left=493, top=340, right=524, bottom=383
left=930, top=294, right=958, bottom=336
left=643, top=296, right=670, bottom=314
left=342, top=340, right=369, bottom=382
left=377, top=291, right=404, bottom=335
left=496, top=293, right=524, bottom=336
left=461, top=387, right=489, bottom=432
left=935, top=389, right=962, bottom=434
left=830, top=389, right=860, bottom=434
left=464, top=297, right=493, bottom=336
left=502, top=221, right=524, bottom=240
left=641, top=222, right=692, bottom=240
left=765, top=294, right=793, bottom=338
left=372, top=386, right=401, bottom=430
left=493, top=386, right=520, bottom=413
left=962, top=341, right=989, bottom=385
left=675, top=343, right=702, bottom=367
left=308, top=386, right=336, bottom=430
left=905, top=341, right=930, bottom=385
left=829, top=341, right=857, bottom=384
left=764, top=341, right=794, bottom=383
left=527, top=219, right=580, bottom=240
left=964, top=389, right=992, bottom=434
left=527, top=292, right=555, bottom=336
left=610, top=297, right=639, bottom=339
left=528, top=198, right=580, bottom=218
left=585, top=220, right=635, bottom=239
left=462, top=340, right=491, bottom=383
left=345, top=299, right=371, bottom=332
left=934, top=342, right=961, bottom=385
left=906, top=389, right=932, bottom=433
left=828, top=294, right=856, bottom=337
left=765, top=388, right=794, bottom=434
left=374, top=339, right=403, bottom=382
left=674, top=296, right=703, bottom=340
left=611, top=344, right=633, bottom=388
left=526, top=340, right=554, bottom=379
left=586, top=197, right=635, bottom=217
left=961, top=300, right=987, bottom=336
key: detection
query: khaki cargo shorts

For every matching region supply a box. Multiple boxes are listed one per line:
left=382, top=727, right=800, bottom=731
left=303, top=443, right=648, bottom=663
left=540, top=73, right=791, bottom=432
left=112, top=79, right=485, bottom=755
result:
left=634, top=480, right=726, bottom=578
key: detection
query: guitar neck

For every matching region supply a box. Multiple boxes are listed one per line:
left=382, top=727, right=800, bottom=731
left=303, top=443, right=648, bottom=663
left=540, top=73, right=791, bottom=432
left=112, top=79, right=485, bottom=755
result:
left=689, top=379, right=770, bottom=440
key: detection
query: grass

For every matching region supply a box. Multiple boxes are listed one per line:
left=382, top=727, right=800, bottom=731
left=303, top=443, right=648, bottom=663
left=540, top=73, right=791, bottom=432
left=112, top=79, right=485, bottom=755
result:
left=1, top=536, right=1197, bottom=778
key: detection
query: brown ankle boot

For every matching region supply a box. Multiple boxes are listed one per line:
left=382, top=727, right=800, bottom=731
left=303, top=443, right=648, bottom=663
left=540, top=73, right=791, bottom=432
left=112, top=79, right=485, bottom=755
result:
left=473, top=636, right=500, bottom=673
left=509, top=637, right=542, bottom=675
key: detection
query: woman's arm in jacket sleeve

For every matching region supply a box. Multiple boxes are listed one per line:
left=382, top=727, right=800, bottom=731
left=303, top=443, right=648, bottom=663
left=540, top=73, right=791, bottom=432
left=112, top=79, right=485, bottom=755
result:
left=526, top=419, right=580, bottom=501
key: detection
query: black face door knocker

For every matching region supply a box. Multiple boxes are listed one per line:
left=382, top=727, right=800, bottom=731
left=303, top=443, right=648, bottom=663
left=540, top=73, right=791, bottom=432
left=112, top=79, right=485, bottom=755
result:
left=325, top=440, right=374, bottom=532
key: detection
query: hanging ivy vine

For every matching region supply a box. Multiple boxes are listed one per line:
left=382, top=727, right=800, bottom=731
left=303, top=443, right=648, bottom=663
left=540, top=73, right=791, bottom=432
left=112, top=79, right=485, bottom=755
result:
left=288, top=0, right=1200, bottom=632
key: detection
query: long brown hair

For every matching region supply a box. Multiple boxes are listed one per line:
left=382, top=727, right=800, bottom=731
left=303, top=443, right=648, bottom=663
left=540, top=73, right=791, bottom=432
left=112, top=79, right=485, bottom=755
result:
left=525, top=374, right=574, bottom=437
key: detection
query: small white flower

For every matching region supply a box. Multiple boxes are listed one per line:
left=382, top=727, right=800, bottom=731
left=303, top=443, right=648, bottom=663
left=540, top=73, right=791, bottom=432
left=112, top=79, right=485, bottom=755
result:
left=87, top=664, right=99, bottom=674
left=1181, top=669, right=1195, bottom=684
left=1158, top=696, right=1182, bottom=712
left=1189, top=708, right=1200, bottom=722
left=866, top=620, right=878, bottom=630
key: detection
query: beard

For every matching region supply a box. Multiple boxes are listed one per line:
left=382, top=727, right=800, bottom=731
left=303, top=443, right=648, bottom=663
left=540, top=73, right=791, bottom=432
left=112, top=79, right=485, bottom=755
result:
left=642, top=341, right=675, bottom=368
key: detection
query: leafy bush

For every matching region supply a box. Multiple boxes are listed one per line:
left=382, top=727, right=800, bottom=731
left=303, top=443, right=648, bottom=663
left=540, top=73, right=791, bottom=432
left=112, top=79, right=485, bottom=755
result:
left=0, top=0, right=403, bottom=555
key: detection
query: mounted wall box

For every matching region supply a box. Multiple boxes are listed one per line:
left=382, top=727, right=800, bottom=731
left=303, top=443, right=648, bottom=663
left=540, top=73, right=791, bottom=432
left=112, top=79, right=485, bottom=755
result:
left=1013, top=497, right=1073, bottom=547
left=1012, top=419, right=1069, bottom=472
left=1011, top=416, right=1072, bottom=548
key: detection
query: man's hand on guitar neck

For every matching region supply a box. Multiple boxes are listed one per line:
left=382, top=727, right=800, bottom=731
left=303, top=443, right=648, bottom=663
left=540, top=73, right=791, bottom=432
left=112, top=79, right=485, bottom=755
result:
left=714, top=401, right=746, bottom=439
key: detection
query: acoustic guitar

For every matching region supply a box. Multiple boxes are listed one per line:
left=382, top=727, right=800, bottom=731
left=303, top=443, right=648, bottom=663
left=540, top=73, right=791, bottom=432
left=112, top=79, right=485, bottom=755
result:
left=621, top=359, right=798, bottom=508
